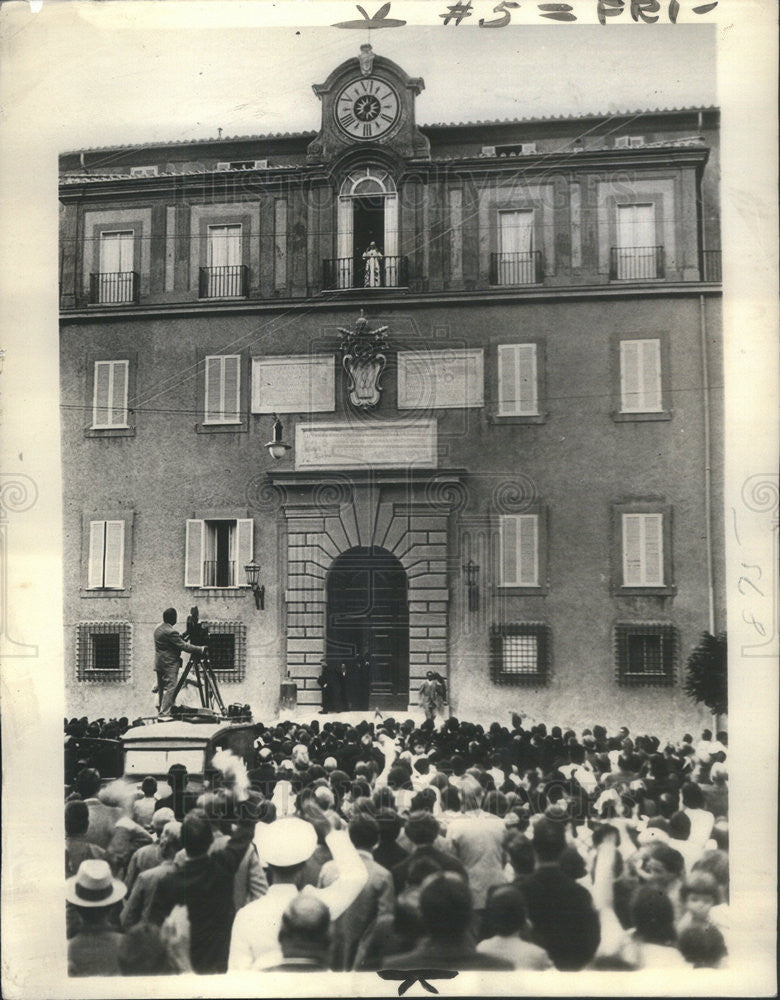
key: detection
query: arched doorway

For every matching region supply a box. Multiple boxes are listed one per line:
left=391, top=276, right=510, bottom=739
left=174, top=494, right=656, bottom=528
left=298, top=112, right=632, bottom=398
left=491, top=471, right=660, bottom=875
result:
left=326, top=546, right=409, bottom=709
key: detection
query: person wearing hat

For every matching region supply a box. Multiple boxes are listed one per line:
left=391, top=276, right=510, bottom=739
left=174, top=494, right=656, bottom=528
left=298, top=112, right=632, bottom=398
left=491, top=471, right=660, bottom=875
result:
left=154, top=607, right=206, bottom=716
left=66, top=859, right=127, bottom=977
left=228, top=803, right=367, bottom=971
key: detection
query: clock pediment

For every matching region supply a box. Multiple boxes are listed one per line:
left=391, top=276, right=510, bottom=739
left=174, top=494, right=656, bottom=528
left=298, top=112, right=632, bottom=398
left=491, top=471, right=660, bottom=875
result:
left=307, top=47, right=430, bottom=164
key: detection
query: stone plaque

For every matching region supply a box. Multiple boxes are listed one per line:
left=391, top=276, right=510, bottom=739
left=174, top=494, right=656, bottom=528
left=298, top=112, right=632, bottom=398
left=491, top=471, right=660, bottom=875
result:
left=251, top=355, right=335, bottom=414
left=397, top=348, right=484, bottom=410
left=296, top=419, right=437, bottom=470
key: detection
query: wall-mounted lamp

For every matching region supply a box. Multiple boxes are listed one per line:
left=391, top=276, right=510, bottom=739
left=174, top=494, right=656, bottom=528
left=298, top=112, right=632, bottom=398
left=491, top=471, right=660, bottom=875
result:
left=244, top=560, right=265, bottom=610
left=266, top=414, right=291, bottom=460
left=463, top=559, right=480, bottom=612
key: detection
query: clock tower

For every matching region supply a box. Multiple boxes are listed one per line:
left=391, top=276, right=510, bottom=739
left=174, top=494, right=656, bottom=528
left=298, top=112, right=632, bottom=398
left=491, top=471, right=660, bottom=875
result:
left=307, top=46, right=430, bottom=164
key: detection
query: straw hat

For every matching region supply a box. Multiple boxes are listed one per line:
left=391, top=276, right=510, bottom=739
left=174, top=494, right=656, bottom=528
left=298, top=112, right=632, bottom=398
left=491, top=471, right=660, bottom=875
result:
left=65, top=859, right=127, bottom=908
left=255, top=817, right=316, bottom=867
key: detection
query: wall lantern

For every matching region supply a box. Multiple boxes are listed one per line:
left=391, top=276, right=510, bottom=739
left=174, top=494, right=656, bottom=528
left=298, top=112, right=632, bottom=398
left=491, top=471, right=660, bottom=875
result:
left=266, top=414, right=291, bottom=460
left=244, top=561, right=265, bottom=610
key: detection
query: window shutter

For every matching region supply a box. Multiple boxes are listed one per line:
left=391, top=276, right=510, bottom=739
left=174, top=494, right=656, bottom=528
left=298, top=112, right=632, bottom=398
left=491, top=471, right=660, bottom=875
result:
left=498, top=346, right=516, bottom=415
left=93, top=362, right=112, bottom=427
left=499, top=210, right=534, bottom=253
left=640, top=339, right=662, bottom=411
left=223, top=356, right=240, bottom=422
left=517, top=515, right=538, bottom=586
left=88, top=521, right=105, bottom=589
left=623, top=514, right=644, bottom=585
left=620, top=341, right=641, bottom=411
left=205, top=357, right=222, bottom=422
left=235, top=519, right=254, bottom=582
left=111, top=361, right=129, bottom=426
left=103, top=520, right=125, bottom=588
left=499, top=344, right=537, bottom=416
left=185, top=519, right=205, bottom=587
left=643, top=514, right=663, bottom=585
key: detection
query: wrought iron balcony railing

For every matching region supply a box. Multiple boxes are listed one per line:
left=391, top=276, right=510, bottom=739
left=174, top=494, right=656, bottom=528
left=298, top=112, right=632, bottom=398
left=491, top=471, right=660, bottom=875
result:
left=198, top=265, right=248, bottom=299
left=610, top=246, right=665, bottom=281
left=89, top=271, right=139, bottom=305
left=202, top=560, right=236, bottom=588
left=489, top=251, right=543, bottom=286
left=322, top=256, right=409, bottom=291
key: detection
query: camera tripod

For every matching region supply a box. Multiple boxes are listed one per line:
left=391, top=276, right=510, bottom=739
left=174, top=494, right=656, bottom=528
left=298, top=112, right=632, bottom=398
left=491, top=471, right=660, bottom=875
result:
left=164, top=606, right=227, bottom=717
left=168, top=648, right=227, bottom=717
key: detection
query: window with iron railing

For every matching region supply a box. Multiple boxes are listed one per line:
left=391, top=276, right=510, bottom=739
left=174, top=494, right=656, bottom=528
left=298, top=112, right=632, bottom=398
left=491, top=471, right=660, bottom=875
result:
left=615, top=623, right=677, bottom=687
left=489, top=623, right=551, bottom=686
left=76, top=622, right=132, bottom=682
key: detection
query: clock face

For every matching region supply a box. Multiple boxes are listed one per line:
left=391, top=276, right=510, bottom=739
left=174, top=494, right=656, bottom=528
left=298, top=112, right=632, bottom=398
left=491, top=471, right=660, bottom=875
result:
left=334, top=77, right=401, bottom=141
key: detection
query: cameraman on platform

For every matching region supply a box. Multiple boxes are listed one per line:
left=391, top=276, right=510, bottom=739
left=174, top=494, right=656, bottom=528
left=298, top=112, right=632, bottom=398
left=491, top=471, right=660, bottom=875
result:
left=154, top=607, right=206, bottom=717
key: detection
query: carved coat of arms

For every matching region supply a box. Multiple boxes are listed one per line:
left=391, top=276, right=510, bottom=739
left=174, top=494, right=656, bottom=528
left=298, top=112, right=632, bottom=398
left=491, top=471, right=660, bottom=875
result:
left=338, top=310, right=390, bottom=408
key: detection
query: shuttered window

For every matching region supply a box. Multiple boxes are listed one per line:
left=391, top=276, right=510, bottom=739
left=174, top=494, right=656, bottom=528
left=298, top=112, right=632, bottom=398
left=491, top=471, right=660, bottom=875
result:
left=185, top=517, right=253, bottom=588
left=498, top=344, right=538, bottom=415
left=204, top=355, right=241, bottom=423
left=499, top=514, right=538, bottom=587
left=99, top=231, right=134, bottom=274
left=87, top=520, right=125, bottom=589
left=622, top=513, right=663, bottom=587
left=620, top=339, right=662, bottom=412
left=92, top=361, right=129, bottom=428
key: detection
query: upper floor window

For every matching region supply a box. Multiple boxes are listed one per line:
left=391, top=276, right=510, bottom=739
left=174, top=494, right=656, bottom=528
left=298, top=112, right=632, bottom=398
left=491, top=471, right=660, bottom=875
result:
left=622, top=512, right=663, bottom=587
left=494, top=210, right=541, bottom=286
left=326, top=168, right=404, bottom=290
left=612, top=204, right=663, bottom=280
left=204, top=355, right=241, bottom=424
left=185, top=517, right=253, bottom=589
left=94, top=230, right=137, bottom=304
left=498, top=513, right=539, bottom=588
left=87, top=520, right=125, bottom=590
left=498, top=344, right=538, bottom=416
left=201, top=224, right=245, bottom=298
left=92, top=360, right=129, bottom=429
left=620, top=339, right=662, bottom=413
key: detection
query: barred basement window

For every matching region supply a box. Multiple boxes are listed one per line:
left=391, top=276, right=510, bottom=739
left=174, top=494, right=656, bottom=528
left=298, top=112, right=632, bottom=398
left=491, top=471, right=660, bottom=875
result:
left=489, top=623, right=550, bottom=686
left=203, top=620, right=246, bottom=683
left=615, top=622, right=677, bottom=687
left=76, top=622, right=132, bottom=682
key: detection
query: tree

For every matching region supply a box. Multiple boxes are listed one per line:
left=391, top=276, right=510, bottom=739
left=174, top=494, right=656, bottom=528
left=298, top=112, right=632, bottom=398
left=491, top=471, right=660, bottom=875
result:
left=684, top=631, right=727, bottom=718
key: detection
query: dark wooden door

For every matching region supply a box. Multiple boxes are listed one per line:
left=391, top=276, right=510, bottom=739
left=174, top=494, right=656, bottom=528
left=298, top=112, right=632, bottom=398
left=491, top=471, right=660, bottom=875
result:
left=326, top=547, right=409, bottom=709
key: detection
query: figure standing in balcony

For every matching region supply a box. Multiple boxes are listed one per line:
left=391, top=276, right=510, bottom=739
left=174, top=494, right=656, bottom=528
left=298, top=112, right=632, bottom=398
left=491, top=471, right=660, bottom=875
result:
left=362, top=241, right=383, bottom=288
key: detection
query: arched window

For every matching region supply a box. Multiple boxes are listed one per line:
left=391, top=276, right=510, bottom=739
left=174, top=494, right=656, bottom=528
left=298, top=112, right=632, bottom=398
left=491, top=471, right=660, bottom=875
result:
left=335, top=167, right=400, bottom=288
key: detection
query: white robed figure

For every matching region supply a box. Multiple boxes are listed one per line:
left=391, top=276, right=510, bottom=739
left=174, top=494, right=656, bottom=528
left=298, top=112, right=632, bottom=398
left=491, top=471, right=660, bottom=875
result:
left=362, top=241, right=383, bottom=287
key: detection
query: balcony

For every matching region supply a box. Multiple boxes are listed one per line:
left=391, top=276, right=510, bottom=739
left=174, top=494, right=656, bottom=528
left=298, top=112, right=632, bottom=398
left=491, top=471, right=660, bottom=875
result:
left=489, top=251, right=543, bottom=287
left=203, top=560, right=236, bottom=588
left=89, top=271, right=139, bottom=305
left=610, top=246, right=665, bottom=281
left=322, top=256, right=409, bottom=291
left=702, top=250, right=722, bottom=282
left=198, top=265, right=248, bottom=299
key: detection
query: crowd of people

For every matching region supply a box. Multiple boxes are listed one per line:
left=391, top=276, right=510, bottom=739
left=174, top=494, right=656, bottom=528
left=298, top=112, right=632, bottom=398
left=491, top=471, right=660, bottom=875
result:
left=64, top=713, right=729, bottom=977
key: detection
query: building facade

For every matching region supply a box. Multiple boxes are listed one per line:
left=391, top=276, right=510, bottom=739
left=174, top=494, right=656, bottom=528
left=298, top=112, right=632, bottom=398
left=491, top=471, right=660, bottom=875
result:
left=59, top=48, right=723, bottom=733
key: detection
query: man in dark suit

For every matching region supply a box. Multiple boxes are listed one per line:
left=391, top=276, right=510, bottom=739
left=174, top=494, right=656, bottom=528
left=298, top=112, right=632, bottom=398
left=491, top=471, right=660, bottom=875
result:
left=384, top=872, right=513, bottom=971
left=153, top=607, right=206, bottom=715
left=520, top=814, right=600, bottom=970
